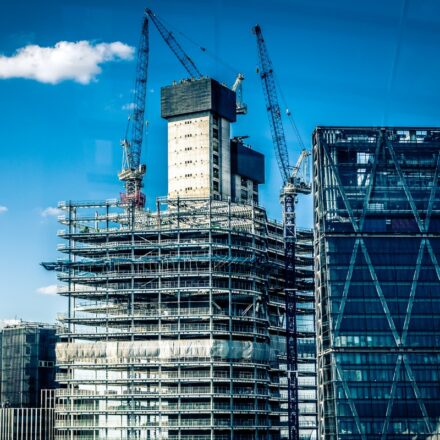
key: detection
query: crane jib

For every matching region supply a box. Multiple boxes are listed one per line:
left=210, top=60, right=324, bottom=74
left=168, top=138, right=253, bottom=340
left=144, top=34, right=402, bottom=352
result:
left=145, top=8, right=202, bottom=80
left=119, top=16, right=149, bottom=209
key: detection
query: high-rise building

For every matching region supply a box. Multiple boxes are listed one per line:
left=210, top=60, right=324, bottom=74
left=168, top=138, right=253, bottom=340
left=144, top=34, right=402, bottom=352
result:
left=161, top=78, right=264, bottom=204
left=43, top=77, right=316, bottom=440
left=0, top=322, right=57, bottom=440
left=0, top=322, right=57, bottom=408
left=313, top=126, right=440, bottom=439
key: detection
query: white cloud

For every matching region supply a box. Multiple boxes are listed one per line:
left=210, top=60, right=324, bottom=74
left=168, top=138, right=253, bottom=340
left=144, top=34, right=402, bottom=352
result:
left=0, top=205, right=7, bottom=214
left=36, top=285, right=58, bottom=295
left=41, top=207, right=62, bottom=218
left=0, top=41, right=134, bottom=84
left=122, top=102, right=137, bottom=111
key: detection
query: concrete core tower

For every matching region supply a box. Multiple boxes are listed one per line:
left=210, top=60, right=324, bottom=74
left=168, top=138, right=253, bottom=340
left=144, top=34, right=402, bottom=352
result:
left=162, top=78, right=264, bottom=204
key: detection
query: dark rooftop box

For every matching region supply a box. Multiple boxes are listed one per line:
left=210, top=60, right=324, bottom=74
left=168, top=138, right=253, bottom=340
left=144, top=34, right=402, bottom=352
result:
left=161, top=78, right=236, bottom=122
left=231, top=139, right=265, bottom=184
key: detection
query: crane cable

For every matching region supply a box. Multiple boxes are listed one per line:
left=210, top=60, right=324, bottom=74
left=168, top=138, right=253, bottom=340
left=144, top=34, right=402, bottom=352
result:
left=273, top=73, right=306, bottom=152
left=155, top=12, right=239, bottom=75
left=152, top=11, right=308, bottom=177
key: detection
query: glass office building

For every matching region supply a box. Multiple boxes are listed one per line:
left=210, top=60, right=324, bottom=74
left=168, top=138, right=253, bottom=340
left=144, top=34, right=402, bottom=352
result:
left=313, top=127, right=440, bottom=439
left=0, top=322, right=57, bottom=408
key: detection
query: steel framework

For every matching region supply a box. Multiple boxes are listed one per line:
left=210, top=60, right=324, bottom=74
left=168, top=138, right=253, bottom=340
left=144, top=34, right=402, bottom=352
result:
left=43, top=197, right=314, bottom=440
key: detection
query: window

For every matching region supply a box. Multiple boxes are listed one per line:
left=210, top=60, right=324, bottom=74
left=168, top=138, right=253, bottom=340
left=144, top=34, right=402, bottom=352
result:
left=356, top=152, right=371, bottom=164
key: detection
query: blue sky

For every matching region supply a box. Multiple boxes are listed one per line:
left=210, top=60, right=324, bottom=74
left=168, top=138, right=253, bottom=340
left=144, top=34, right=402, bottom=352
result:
left=1, top=0, right=440, bottom=322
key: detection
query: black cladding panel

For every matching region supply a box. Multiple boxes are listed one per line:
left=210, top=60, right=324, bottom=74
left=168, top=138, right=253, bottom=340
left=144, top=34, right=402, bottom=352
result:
left=231, top=140, right=265, bottom=184
left=161, top=78, right=236, bottom=122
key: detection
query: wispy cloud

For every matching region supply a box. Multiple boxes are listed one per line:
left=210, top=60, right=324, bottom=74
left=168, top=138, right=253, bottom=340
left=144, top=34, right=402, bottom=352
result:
left=0, top=41, right=134, bottom=84
left=36, top=285, right=58, bottom=295
left=0, top=205, right=8, bottom=214
left=122, top=102, right=137, bottom=111
left=41, top=207, right=62, bottom=218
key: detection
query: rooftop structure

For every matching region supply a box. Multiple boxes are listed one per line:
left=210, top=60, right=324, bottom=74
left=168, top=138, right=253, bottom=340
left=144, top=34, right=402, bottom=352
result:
left=313, top=126, right=440, bottom=439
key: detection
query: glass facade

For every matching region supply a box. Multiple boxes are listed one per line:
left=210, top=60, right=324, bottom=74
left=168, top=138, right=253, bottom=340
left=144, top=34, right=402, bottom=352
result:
left=0, top=323, right=57, bottom=408
left=313, top=127, right=440, bottom=439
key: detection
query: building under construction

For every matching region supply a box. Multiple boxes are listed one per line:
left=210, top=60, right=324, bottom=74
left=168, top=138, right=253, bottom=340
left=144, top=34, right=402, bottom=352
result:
left=44, top=77, right=316, bottom=440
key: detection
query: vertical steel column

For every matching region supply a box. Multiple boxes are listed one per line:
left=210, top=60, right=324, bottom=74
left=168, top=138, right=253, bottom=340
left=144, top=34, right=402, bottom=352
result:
left=283, top=192, right=299, bottom=440
left=177, top=197, right=182, bottom=440
left=128, top=201, right=137, bottom=440
left=208, top=197, right=214, bottom=440
left=157, top=198, right=163, bottom=440
left=227, top=198, right=234, bottom=440
left=105, top=203, right=110, bottom=439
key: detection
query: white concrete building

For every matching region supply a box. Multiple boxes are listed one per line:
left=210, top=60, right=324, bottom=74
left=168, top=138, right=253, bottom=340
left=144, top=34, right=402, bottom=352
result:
left=161, top=78, right=264, bottom=203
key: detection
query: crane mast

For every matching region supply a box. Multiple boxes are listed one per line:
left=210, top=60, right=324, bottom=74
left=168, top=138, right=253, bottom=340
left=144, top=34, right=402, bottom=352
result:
left=119, top=16, right=149, bottom=208
left=253, top=24, right=311, bottom=440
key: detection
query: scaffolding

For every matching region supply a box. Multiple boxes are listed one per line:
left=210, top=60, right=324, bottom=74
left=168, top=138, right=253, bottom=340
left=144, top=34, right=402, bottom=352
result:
left=43, top=196, right=314, bottom=440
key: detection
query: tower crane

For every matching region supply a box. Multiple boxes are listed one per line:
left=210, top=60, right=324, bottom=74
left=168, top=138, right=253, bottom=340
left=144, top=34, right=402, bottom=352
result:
left=119, top=8, right=248, bottom=209
left=145, top=8, right=202, bottom=79
left=146, top=8, right=247, bottom=115
left=119, top=15, right=149, bottom=208
left=252, top=24, right=311, bottom=440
